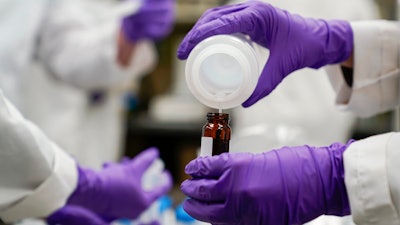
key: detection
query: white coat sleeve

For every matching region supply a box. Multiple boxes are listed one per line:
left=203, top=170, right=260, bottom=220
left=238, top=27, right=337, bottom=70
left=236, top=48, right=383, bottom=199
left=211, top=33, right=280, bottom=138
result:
left=37, top=0, right=156, bottom=90
left=344, top=132, right=400, bottom=225
left=0, top=90, right=77, bottom=223
left=325, top=20, right=400, bottom=117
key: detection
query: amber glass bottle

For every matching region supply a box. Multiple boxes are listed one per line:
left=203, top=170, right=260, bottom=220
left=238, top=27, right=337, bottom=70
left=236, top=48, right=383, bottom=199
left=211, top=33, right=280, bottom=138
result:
left=200, top=113, right=231, bottom=156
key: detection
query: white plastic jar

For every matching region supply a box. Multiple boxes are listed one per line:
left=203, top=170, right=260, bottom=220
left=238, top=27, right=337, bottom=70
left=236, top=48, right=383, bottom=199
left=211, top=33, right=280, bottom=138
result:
left=185, top=34, right=262, bottom=109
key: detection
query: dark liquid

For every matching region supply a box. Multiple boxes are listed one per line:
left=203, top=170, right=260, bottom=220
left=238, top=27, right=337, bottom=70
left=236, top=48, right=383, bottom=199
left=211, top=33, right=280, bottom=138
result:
left=212, top=138, right=230, bottom=155
left=202, top=112, right=231, bottom=156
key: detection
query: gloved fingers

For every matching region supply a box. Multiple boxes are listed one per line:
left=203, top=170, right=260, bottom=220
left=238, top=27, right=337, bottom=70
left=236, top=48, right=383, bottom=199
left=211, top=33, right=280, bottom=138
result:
left=120, top=156, right=132, bottom=164
left=142, top=0, right=174, bottom=6
left=130, top=147, right=160, bottom=173
left=183, top=199, right=229, bottom=224
left=102, top=161, right=115, bottom=168
left=47, top=206, right=108, bottom=225
left=177, top=11, right=252, bottom=60
left=193, top=3, right=248, bottom=29
left=177, top=16, right=230, bottom=60
left=102, top=157, right=131, bottom=168
left=146, top=170, right=173, bottom=202
left=185, top=154, right=229, bottom=178
left=242, top=57, right=283, bottom=107
left=181, top=178, right=226, bottom=202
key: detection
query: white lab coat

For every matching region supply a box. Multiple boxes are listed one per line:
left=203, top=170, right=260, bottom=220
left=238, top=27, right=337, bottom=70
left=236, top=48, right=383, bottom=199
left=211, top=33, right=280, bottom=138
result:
left=0, top=89, right=77, bottom=222
left=23, top=0, right=156, bottom=169
left=325, top=21, right=400, bottom=225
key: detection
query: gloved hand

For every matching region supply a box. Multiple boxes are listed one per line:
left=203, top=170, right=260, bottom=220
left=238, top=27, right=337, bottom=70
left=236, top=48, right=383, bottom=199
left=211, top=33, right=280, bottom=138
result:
left=181, top=141, right=354, bottom=225
left=140, top=221, right=162, bottom=225
left=47, top=206, right=162, bottom=225
left=122, top=0, right=175, bottom=42
left=67, top=147, right=173, bottom=219
left=47, top=206, right=110, bottom=225
left=177, top=1, right=353, bottom=107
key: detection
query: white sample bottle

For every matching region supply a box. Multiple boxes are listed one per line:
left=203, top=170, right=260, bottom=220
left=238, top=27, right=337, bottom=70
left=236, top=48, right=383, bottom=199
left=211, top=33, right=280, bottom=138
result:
left=138, top=159, right=167, bottom=224
left=158, top=195, right=176, bottom=225
left=185, top=34, right=263, bottom=109
left=112, top=159, right=169, bottom=225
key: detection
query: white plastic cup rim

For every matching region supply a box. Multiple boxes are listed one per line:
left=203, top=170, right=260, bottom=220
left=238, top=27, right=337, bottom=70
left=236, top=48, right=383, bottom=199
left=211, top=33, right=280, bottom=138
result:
left=185, top=34, right=260, bottom=109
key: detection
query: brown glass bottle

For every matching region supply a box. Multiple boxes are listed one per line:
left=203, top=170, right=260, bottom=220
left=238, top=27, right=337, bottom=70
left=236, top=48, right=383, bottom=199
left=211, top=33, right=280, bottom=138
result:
left=200, top=113, right=231, bottom=156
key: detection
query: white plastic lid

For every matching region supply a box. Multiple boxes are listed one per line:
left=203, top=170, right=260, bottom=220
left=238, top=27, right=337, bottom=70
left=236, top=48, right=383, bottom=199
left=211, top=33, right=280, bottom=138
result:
left=185, top=34, right=260, bottom=109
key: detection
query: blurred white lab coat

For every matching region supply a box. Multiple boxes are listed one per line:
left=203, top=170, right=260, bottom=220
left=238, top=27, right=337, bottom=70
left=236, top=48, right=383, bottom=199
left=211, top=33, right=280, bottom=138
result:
left=228, top=1, right=379, bottom=225
left=23, top=0, right=156, bottom=169
left=0, top=91, right=77, bottom=223
left=0, top=0, right=154, bottom=222
left=0, top=0, right=77, bottom=222
left=325, top=21, right=400, bottom=225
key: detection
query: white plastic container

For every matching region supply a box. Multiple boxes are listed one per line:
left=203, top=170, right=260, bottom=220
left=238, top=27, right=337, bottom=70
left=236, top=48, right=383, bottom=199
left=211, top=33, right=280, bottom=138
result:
left=137, top=159, right=168, bottom=224
left=185, top=34, right=262, bottom=109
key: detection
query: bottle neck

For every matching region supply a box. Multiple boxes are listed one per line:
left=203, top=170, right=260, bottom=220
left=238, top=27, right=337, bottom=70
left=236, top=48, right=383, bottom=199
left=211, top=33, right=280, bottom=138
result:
left=206, top=112, right=230, bottom=123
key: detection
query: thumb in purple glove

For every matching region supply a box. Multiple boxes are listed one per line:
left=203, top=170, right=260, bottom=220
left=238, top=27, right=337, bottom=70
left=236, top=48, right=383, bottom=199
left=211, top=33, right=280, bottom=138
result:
left=177, top=1, right=353, bottom=107
left=181, top=141, right=354, bottom=225
left=122, top=0, right=175, bottom=42
left=67, top=147, right=173, bottom=219
left=47, top=206, right=110, bottom=225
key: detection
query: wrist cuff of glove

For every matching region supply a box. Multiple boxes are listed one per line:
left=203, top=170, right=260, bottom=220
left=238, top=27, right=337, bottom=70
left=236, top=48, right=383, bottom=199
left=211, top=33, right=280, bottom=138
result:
left=67, top=166, right=99, bottom=207
left=325, top=140, right=355, bottom=216
left=312, top=20, right=354, bottom=68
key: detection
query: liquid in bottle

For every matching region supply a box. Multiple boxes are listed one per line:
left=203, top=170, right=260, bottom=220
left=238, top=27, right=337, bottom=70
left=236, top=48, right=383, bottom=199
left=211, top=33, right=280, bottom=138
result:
left=200, top=112, right=231, bottom=156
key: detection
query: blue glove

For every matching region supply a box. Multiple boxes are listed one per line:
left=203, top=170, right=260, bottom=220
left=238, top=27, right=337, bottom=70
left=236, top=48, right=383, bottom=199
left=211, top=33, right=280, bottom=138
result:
left=177, top=1, right=353, bottom=107
left=122, top=0, right=175, bottom=41
left=47, top=206, right=110, bottom=225
left=181, top=141, right=353, bottom=224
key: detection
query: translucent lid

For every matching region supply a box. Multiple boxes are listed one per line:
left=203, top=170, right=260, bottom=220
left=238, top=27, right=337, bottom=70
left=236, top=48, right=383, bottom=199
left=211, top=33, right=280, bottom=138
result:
left=185, top=34, right=260, bottom=109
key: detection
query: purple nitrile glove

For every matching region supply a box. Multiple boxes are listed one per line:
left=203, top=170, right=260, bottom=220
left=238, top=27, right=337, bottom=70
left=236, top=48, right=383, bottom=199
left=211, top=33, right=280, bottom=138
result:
left=47, top=206, right=111, bottom=225
left=122, top=0, right=175, bottom=42
left=177, top=1, right=353, bottom=107
left=67, top=147, right=173, bottom=219
left=138, top=221, right=161, bottom=225
left=181, top=141, right=354, bottom=225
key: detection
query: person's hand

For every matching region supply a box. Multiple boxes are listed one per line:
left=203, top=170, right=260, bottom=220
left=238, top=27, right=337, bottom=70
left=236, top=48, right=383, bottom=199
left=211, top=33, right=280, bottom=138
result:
left=177, top=1, right=353, bottom=107
left=67, top=147, right=173, bottom=219
left=181, top=141, right=354, bottom=225
left=122, top=0, right=175, bottom=42
left=47, top=206, right=162, bottom=225
left=47, top=206, right=110, bottom=225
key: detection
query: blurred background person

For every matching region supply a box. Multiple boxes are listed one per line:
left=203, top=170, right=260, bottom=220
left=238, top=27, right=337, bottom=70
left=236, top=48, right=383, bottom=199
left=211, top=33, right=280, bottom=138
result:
left=19, top=0, right=174, bottom=169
